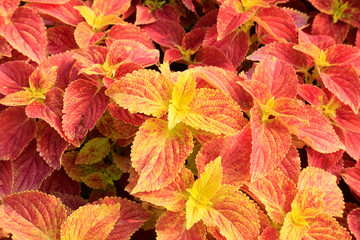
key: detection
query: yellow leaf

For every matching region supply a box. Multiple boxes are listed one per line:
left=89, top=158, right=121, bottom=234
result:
left=74, top=6, right=97, bottom=27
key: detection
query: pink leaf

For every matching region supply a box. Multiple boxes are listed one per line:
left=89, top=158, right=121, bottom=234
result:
left=0, top=36, right=11, bottom=57
left=0, top=7, right=47, bottom=63
left=298, top=30, right=336, bottom=50
left=0, top=0, right=19, bottom=18
left=0, top=107, right=36, bottom=160
left=63, top=80, right=109, bottom=141
left=348, top=208, right=360, bottom=239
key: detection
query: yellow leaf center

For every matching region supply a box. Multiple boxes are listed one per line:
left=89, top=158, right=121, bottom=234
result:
left=314, top=50, right=330, bottom=69
left=332, top=0, right=349, bottom=23
left=259, top=97, right=275, bottom=121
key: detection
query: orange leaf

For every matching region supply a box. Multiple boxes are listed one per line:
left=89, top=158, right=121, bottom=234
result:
left=130, top=118, right=193, bottom=193
left=298, top=167, right=344, bottom=217
left=105, top=69, right=173, bottom=118
left=203, top=185, right=260, bottom=240
left=0, top=191, right=70, bottom=240
left=76, top=137, right=111, bottom=165
left=60, top=203, right=120, bottom=240
left=156, top=211, right=206, bottom=240
left=250, top=169, right=297, bottom=224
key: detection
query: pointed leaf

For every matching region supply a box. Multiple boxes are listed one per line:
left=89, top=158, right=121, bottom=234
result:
left=63, top=80, right=109, bottom=141
left=184, top=88, right=246, bottom=135
left=156, top=211, right=206, bottom=240
left=93, top=196, right=151, bottom=240
left=131, top=118, right=194, bottom=193
left=128, top=167, right=194, bottom=212
left=319, top=65, right=360, bottom=114
left=27, top=0, right=84, bottom=26
left=96, top=113, right=138, bottom=140
left=29, top=66, right=57, bottom=92
left=0, top=90, right=32, bottom=106
left=0, top=107, right=36, bottom=160
left=76, top=137, right=111, bottom=165
left=196, top=124, right=252, bottom=188
left=0, top=61, right=34, bottom=95
left=192, top=46, right=236, bottom=72
left=340, top=167, right=360, bottom=199
left=74, top=22, right=107, bottom=48
left=298, top=30, right=335, bottom=50
left=47, top=25, right=78, bottom=55
left=348, top=208, right=360, bottom=239
left=60, top=203, right=120, bottom=240
left=252, top=59, right=298, bottom=99
left=250, top=105, right=291, bottom=182
left=250, top=168, right=297, bottom=224
left=203, top=185, right=260, bottom=240
left=0, top=7, right=47, bottom=63
left=105, top=69, right=173, bottom=118
left=92, top=0, right=131, bottom=16
left=279, top=212, right=308, bottom=240
left=306, top=148, right=344, bottom=171
left=311, top=13, right=349, bottom=44
left=238, top=79, right=272, bottom=105
left=0, top=191, right=69, bottom=240
left=39, top=168, right=81, bottom=196
left=278, top=145, right=301, bottom=183
left=298, top=167, right=344, bottom=217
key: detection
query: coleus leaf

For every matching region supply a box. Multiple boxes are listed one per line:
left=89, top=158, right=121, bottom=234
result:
left=47, top=25, right=78, bottom=55
left=92, top=0, right=131, bottom=16
left=63, top=79, right=109, bottom=142
left=340, top=167, right=360, bottom=199
left=142, top=19, right=185, bottom=48
left=93, top=196, right=151, bottom=240
left=12, top=139, right=53, bottom=193
left=318, top=65, right=360, bottom=114
left=298, top=29, right=336, bottom=50
left=105, top=69, right=173, bottom=118
left=76, top=137, right=111, bottom=165
left=250, top=168, right=297, bottom=224
left=278, top=145, right=301, bottom=183
left=196, top=124, right=252, bottom=188
left=131, top=118, right=194, bottom=193
left=0, top=191, right=70, bottom=240
left=0, top=61, right=34, bottom=95
left=311, top=13, right=349, bottom=44
left=250, top=105, right=291, bottom=182
left=183, top=88, right=246, bottom=135
left=306, top=147, right=344, bottom=172
left=74, top=21, right=107, bottom=48
left=298, top=167, right=344, bottom=217
left=26, top=0, right=84, bottom=26
left=203, top=184, right=261, bottom=240
left=254, top=6, right=298, bottom=44
left=28, top=66, right=57, bottom=92
left=60, top=203, right=121, bottom=240
left=0, top=107, right=36, bottom=160
left=127, top=166, right=194, bottom=212
left=0, top=6, right=47, bottom=63
left=156, top=211, right=206, bottom=240
left=0, top=0, right=19, bottom=19
left=0, top=35, right=11, bottom=57
left=39, top=168, right=80, bottom=196
left=96, top=113, right=138, bottom=140
left=191, top=46, right=236, bottom=71
left=348, top=208, right=360, bottom=239
left=107, top=103, right=149, bottom=126
left=0, top=160, right=12, bottom=197
left=134, top=4, right=157, bottom=25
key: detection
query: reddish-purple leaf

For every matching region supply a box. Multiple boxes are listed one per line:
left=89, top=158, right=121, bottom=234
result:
left=47, top=25, right=78, bottom=55
left=282, top=7, right=309, bottom=30
left=319, top=65, right=360, bottom=114
left=192, top=46, right=235, bottom=71
left=51, top=192, right=87, bottom=210
left=63, top=79, right=109, bottom=141
left=0, top=7, right=47, bottom=63
left=12, top=139, right=53, bottom=193
left=35, top=121, right=69, bottom=169
left=0, top=160, right=12, bottom=198
left=0, top=61, right=34, bottom=95
left=39, top=168, right=81, bottom=196
left=142, top=20, right=185, bottom=48
left=0, top=107, right=36, bottom=160
left=326, top=44, right=360, bottom=66
left=155, top=4, right=180, bottom=22
left=27, top=0, right=84, bottom=26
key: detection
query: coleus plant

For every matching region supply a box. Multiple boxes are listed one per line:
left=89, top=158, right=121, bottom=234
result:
left=0, top=0, right=360, bottom=239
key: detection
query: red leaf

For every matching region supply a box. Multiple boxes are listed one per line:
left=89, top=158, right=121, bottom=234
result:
left=203, top=25, right=249, bottom=70
left=278, top=145, right=301, bottom=183
left=142, top=20, right=185, bottom=48
left=311, top=13, right=349, bottom=44
left=106, top=22, right=154, bottom=49
left=0, top=191, right=70, bottom=240
left=298, top=30, right=336, bottom=50
left=326, top=44, right=360, bottom=66
left=254, top=6, right=298, bottom=44
left=51, top=192, right=87, bottom=210
left=348, top=208, right=360, bottom=239
left=63, top=79, right=109, bottom=141
left=0, top=7, right=47, bottom=63
left=342, top=129, right=360, bottom=160
left=12, top=139, right=53, bottom=193
left=191, top=46, right=235, bottom=71
left=27, top=0, right=84, bottom=26
left=0, top=36, right=11, bottom=57
left=0, top=160, right=12, bottom=198
left=334, top=104, right=360, bottom=133
left=24, top=0, right=70, bottom=3
left=155, top=4, right=180, bottom=22
left=0, top=0, right=19, bottom=18
left=0, top=61, right=34, bottom=95
left=307, top=147, right=344, bottom=172
left=93, top=196, right=151, bottom=240
left=156, top=211, right=206, bottom=240
left=319, top=65, right=360, bottom=114
left=108, top=103, right=149, bottom=126
left=252, top=59, right=298, bottom=99
left=130, top=118, right=194, bottom=193
left=92, top=0, right=131, bottom=16
left=74, top=22, right=107, bottom=48
left=341, top=167, right=360, bottom=199
left=196, top=124, right=252, bottom=188
left=134, top=5, right=156, bottom=25
left=47, top=25, right=78, bottom=55
left=0, top=107, right=36, bottom=160
left=35, top=121, right=69, bottom=169
left=250, top=105, right=291, bottom=182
